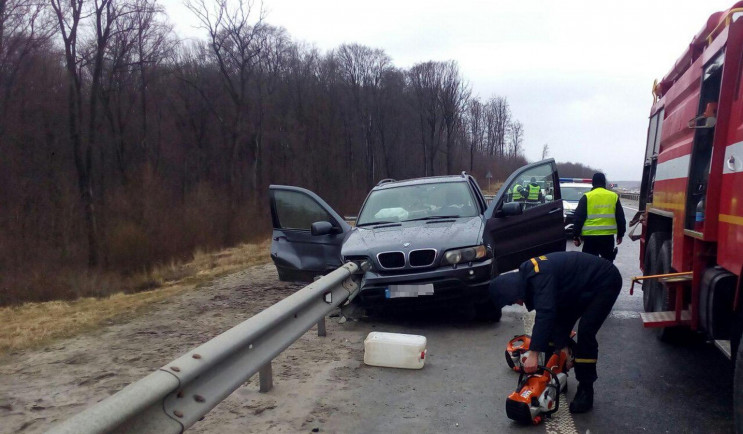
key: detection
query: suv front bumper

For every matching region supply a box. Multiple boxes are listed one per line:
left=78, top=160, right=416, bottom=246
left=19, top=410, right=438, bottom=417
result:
left=356, top=258, right=493, bottom=307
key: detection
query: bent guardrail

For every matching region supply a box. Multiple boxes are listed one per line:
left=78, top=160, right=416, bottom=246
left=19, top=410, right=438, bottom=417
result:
left=48, top=261, right=365, bottom=434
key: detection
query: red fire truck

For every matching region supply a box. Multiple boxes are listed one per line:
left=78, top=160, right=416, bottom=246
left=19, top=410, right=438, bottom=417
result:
left=635, top=3, right=743, bottom=429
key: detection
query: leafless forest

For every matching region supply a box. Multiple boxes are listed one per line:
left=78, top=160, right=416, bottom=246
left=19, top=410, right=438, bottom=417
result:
left=1, top=0, right=598, bottom=305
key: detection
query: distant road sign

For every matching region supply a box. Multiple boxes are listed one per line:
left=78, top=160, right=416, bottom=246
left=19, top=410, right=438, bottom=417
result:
left=485, top=171, right=492, bottom=179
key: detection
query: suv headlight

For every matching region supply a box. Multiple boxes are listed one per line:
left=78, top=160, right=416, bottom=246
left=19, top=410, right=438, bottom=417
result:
left=442, top=245, right=488, bottom=265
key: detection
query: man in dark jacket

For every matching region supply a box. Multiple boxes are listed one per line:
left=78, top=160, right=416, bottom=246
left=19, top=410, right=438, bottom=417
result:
left=572, top=173, right=626, bottom=261
left=489, top=251, right=622, bottom=413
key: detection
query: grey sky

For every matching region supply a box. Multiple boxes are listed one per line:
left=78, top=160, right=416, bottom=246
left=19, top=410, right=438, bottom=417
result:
left=161, top=0, right=737, bottom=181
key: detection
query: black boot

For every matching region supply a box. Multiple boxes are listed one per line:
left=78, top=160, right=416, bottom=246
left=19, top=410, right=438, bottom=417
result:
left=569, top=383, right=594, bottom=413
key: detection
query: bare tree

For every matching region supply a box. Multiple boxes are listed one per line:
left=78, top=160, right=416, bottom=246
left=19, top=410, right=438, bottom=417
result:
left=0, top=0, right=52, bottom=140
left=408, top=61, right=445, bottom=175
left=337, top=43, right=391, bottom=186
left=253, top=25, right=290, bottom=190
left=439, top=61, right=469, bottom=174
left=185, top=0, right=266, bottom=203
left=541, top=143, right=549, bottom=160
left=50, top=0, right=96, bottom=265
left=98, top=0, right=172, bottom=181
left=485, top=96, right=511, bottom=157
left=509, top=120, right=524, bottom=158
left=133, top=0, right=173, bottom=168
left=51, top=0, right=135, bottom=266
left=467, top=97, right=484, bottom=172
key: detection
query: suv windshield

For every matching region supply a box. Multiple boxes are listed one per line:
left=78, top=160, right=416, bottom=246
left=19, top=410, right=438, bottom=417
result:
left=562, top=186, right=591, bottom=201
left=356, top=182, right=478, bottom=226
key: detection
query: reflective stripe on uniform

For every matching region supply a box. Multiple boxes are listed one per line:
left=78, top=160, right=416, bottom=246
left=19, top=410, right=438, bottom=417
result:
left=530, top=257, right=540, bottom=272
left=582, top=187, right=618, bottom=236
left=574, top=358, right=598, bottom=363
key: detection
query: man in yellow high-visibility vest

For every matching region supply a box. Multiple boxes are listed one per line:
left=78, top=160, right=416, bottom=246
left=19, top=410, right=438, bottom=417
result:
left=572, top=173, right=626, bottom=262
left=525, top=177, right=543, bottom=203
left=512, top=183, right=526, bottom=201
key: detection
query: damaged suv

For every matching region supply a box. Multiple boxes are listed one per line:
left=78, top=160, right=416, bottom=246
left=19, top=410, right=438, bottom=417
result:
left=268, top=159, right=565, bottom=319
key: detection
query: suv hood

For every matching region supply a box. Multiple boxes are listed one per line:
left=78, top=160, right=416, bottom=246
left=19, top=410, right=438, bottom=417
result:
left=341, top=216, right=484, bottom=259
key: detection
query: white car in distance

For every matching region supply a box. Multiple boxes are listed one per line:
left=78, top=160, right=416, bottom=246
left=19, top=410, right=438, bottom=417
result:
left=559, top=178, right=593, bottom=237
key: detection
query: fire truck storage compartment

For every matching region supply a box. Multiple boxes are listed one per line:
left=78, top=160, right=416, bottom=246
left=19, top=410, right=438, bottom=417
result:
left=700, top=266, right=737, bottom=340
left=685, top=54, right=723, bottom=232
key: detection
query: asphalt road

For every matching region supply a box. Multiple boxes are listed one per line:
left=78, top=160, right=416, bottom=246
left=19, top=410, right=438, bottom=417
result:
left=321, top=205, right=734, bottom=433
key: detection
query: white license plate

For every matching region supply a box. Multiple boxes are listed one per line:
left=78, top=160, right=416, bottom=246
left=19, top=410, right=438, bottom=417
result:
left=386, top=284, right=434, bottom=298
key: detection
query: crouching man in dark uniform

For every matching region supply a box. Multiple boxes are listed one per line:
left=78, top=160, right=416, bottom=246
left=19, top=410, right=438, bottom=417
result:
left=489, top=251, right=622, bottom=413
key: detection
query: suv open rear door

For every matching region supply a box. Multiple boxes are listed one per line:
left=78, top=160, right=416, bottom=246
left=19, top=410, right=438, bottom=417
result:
left=269, top=185, right=351, bottom=282
left=484, top=159, right=565, bottom=274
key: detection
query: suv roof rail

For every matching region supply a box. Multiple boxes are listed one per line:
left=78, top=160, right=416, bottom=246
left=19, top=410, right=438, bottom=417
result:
left=376, top=178, right=397, bottom=186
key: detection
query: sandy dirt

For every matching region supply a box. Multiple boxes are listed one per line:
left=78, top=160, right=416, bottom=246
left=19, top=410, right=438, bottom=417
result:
left=0, top=264, right=368, bottom=433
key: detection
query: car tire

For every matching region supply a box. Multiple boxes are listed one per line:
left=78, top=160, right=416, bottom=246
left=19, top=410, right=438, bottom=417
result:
left=475, top=299, right=502, bottom=322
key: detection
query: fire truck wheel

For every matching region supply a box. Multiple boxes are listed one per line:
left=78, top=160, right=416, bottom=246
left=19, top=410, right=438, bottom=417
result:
left=734, top=333, right=743, bottom=433
left=655, top=239, right=687, bottom=343
left=643, top=232, right=669, bottom=312
left=654, top=240, right=674, bottom=311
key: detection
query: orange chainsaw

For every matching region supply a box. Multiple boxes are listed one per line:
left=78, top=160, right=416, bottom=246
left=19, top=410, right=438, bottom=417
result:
left=504, top=334, right=574, bottom=425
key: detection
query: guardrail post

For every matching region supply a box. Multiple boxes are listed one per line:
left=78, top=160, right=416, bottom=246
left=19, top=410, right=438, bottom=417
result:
left=317, top=317, right=326, bottom=337
left=259, top=362, right=273, bottom=393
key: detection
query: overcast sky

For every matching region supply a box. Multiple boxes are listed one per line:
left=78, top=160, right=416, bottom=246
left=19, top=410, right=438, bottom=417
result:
left=160, top=0, right=738, bottom=181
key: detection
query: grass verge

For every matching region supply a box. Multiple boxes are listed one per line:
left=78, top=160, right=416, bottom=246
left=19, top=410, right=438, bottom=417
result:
left=0, top=239, right=271, bottom=355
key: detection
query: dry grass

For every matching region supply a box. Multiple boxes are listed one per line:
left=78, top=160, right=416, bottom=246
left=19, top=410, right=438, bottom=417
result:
left=0, top=239, right=272, bottom=355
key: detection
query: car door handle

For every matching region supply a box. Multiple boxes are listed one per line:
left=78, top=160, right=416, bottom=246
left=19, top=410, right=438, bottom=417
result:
left=273, top=236, right=287, bottom=241
left=548, top=208, right=561, bottom=214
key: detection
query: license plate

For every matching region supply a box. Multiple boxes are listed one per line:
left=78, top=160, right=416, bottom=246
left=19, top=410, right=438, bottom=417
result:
left=385, top=284, right=434, bottom=298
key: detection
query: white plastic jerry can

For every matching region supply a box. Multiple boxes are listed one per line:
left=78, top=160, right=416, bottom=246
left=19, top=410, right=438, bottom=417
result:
left=363, top=332, right=427, bottom=369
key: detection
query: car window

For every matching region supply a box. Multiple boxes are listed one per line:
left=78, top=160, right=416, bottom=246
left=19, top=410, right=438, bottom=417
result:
left=561, top=186, right=591, bottom=201
left=357, top=182, right=478, bottom=226
left=274, top=190, right=333, bottom=230
left=503, top=164, right=556, bottom=210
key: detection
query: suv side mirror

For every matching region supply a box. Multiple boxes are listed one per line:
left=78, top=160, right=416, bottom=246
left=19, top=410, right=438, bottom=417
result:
left=498, top=202, right=523, bottom=217
left=311, top=221, right=335, bottom=236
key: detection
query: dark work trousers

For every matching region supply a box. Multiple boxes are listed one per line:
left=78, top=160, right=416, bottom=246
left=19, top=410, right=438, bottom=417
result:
left=582, top=235, right=616, bottom=262
left=550, top=269, right=622, bottom=385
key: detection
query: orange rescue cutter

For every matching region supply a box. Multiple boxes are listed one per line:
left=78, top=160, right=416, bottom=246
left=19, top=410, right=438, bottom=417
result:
left=504, top=334, right=574, bottom=424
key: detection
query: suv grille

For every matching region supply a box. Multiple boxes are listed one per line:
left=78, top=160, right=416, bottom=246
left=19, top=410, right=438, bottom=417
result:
left=409, top=249, right=436, bottom=267
left=378, top=252, right=405, bottom=269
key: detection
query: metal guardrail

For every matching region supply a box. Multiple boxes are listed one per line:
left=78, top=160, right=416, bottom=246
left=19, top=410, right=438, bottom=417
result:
left=619, top=192, right=640, bottom=201
left=48, top=262, right=364, bottom=434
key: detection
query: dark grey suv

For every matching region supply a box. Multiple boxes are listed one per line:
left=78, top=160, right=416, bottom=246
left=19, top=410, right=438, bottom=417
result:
left=269, top=159, right=565, bottom=318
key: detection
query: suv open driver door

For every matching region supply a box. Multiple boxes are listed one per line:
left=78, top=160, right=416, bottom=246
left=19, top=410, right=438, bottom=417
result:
left=485, top=159, right=565, bottom=273
left=269, top=185, right=351, bottom=282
